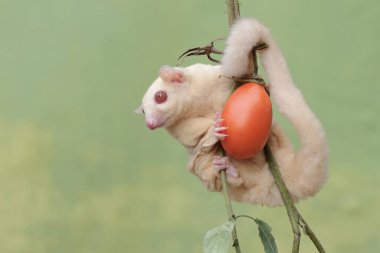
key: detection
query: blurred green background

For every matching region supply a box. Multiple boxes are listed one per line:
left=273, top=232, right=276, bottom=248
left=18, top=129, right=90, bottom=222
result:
left=0, top=0, right=379, bottom=252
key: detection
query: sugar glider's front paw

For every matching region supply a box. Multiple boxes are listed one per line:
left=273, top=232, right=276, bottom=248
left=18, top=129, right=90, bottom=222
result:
left=213, top=155, right=243, bottom=187
left=202, top=113, right=227, bottom=148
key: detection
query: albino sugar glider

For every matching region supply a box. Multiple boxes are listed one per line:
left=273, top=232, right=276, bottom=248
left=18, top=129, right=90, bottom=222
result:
left=135, top=18, right=328, bottom=207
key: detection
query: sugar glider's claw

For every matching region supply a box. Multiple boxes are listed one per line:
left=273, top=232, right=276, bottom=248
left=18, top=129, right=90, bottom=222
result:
left=214, top=128, right=228, bottom=140
left=213, top=112, right=228, bottom=140
left=215, top=126, right=228, bottom=131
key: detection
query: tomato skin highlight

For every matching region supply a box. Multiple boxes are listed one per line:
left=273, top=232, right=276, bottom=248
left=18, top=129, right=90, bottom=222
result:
left=221, top=83, right=272, bottom=160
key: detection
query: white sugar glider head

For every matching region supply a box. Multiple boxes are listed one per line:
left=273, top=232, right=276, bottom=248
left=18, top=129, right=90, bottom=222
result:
left=135, top=65, right=191, bottom=130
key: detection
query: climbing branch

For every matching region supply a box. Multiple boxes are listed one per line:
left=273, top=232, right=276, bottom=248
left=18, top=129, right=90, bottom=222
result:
left=226, top=0, right=240, bottom=26
left=264, top=145, right=301, bottom=253
left=218, top=2, right=243, bottom=253
left=219, top=146, right=241, bottom=252
left=264, top=146, right=326, bottom=252
left=220, top=168, right=241, bottom=253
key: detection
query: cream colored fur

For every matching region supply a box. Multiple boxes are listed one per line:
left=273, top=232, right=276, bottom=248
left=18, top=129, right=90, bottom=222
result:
left=138, top=18, right=328, bottom=207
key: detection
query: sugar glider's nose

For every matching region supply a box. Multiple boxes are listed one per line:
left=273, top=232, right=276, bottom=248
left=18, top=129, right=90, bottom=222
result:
left=146, top=119, right=157, bottom=130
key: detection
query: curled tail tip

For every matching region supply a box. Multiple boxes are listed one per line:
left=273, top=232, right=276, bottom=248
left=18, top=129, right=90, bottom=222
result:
left=231, top=17, right=265, bottom=28
left=229, top=17, right=271, bottom=39
left=221, top=17, right=272, bottom=77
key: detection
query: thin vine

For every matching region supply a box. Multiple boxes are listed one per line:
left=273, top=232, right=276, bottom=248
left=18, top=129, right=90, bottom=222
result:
left=219, top=149, right=242, bottom=253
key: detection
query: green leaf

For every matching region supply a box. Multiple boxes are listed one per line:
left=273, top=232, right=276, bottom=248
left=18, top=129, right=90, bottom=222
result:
left=203, top=221, right=235, bottom=253
left=255, top=219, right=278, bottom=253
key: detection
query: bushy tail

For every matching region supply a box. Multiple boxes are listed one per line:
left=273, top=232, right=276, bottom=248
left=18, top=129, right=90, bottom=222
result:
left=221, top=18, right=328, bottom=200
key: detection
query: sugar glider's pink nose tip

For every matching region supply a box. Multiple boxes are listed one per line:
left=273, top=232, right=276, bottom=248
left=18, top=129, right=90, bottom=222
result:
left=146, top=119, right=157, bottom=130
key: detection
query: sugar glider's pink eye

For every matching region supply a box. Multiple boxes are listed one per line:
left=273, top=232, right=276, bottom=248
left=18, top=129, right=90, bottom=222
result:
left=155, top=90, right=167, bottom=104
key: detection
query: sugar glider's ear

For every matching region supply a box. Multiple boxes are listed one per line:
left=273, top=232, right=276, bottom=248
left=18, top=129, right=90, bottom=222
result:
left=134, top=105, right=144, bottom=115
left=159, top=65, right=185, bottom=84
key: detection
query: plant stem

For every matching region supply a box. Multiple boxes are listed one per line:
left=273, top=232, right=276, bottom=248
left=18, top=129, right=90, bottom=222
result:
left=264, top=144, right=326, bottom=253
left=264, top=145, right=301, bottom=253
left=221, top=170, right=241, bottom=253
left=226, top=0, right=240, bottom=26
left=221, top=171, right=234, bottom=219
left=221, top=2, right=242, bottom=253
left=299, top=215, right=326, bottom=253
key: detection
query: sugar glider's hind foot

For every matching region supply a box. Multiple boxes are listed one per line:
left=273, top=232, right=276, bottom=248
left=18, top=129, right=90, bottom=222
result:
left=213, top=155, right=243, bottom=187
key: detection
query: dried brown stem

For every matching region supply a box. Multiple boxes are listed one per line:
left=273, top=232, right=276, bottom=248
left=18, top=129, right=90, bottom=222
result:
left=226, top=0, right=240, bottom=27
left=177, top=39, right=224, bottom=65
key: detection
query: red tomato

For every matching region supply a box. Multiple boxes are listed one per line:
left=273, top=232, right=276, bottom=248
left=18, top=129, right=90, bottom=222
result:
left=221, top=83, right=272, bottom=160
